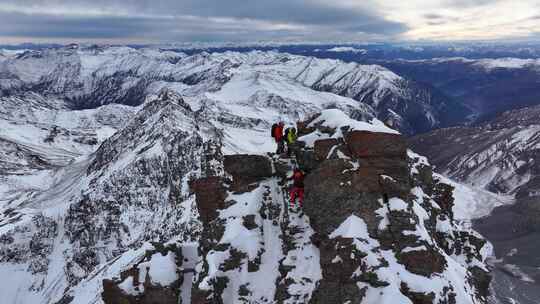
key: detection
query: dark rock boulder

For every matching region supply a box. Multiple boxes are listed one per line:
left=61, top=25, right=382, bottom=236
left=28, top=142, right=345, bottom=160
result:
left=345, top=130, right=407, bottom=159
left=223, top=154, right=272, bottom=192
left=400, top=282, right=436, bottom=304
left=399, top=248, right=447, bottom=276
left=314, top=138, right=338, bottom=161
left=190, top=176, right=227, bottom=225
left=304, top=158, right=386, bottom=236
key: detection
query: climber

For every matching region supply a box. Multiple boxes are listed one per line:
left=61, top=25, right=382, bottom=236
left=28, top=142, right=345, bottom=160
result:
left=288, top=168, right=305, bottom=209
left=285, top=127, right=298, bottom=158
left=271, top=121, right=285, bottom=154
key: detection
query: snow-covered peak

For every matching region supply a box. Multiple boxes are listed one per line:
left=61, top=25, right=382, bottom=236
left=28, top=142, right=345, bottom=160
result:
left=309, top=109, right=399, bottom=135
left=473, top=57, right=540, bottom=70
left=326, top=46, right=368, bottom=54
left=400, top=56, right=540, bottom=71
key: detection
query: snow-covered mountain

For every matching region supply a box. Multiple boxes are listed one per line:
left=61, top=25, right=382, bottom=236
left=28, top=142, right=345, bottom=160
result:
left=410, top=104, right=540, bottom=198
left=0, top=46, right=497, bottom=304
left=0, top=45, right=467, bottom=135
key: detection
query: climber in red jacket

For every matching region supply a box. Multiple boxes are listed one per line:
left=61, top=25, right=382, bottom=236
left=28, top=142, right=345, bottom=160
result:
left=271, top=121, right=285, bottom=154
left=289, top=168, right=305, bottom=208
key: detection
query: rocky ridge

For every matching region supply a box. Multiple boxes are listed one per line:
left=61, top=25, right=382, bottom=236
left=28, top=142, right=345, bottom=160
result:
left=0, top=89, right=492, bottom=303
left=99, top=109, right=492, bottom=303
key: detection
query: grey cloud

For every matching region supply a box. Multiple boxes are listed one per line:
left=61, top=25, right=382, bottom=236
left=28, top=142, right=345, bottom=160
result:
left=0, top=0, right=408, bottom=42
left=427, top=21, right=447, bottom=26
left=423, top=13, right=446, bottom=20
left=444, top=0, right=502, bottom=8
left=422, top=13, right=461, bottom=25
left=0, top=12, right=151, bottom=38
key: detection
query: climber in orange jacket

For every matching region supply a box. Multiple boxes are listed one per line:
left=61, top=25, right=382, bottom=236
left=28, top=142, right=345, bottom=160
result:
left=289, top=168, right=305, bottom=208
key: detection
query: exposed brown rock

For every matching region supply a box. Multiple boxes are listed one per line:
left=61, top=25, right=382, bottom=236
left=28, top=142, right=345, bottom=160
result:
left=345, top=130, right=407, bottom=159
left=432, top=179, right=455, bottom=218
left=242, top=215, right=258, bottom=230
left=314, top=138, right=338, bottom=161
left=223, top=154, right=272, bottom=192
left=401, top=282, right=436, bottom=304
left=189, top=176, right=227, bottom=225
left=468, top=266, right=492, bottom=300
left=399, top=249, right=447, bottom=276
left=310, top=237, right=369, bottom=303
left=296, top=115, right=318, bottom=137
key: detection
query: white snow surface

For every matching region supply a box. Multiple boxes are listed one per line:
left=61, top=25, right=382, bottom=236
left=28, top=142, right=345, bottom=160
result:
left=326, top=46, right=368, bottom=54
left=138, top=252, right=179, bottom=286
left=437, top=173, right=513, bottom=220
left=329, top=215, right=370, bottom=239
left=402, top=56, right=540, bottom=71
left=309, top=109, right=399, bottom=135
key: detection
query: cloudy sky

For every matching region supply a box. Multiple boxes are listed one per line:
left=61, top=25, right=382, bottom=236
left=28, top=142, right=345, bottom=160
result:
left=1, top=0, right=539, bottom=44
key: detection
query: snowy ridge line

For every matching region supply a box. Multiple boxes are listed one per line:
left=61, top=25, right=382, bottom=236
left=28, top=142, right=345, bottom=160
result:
left=1, top=45, right=461, bottom=135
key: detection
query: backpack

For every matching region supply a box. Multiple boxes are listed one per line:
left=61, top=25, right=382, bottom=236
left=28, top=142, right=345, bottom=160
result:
left=287, top=128, right=297, bottom=144
left=284, top=128, right=290, bottom=140
left=271, top=123, right=278, bottom=137
left=293, top=170, right=304, bottom=188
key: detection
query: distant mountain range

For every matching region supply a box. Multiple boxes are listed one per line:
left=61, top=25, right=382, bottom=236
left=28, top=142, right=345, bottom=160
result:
left=377, top=57, right=540, bottom=122
left=0, top=45, right=471, bottom=135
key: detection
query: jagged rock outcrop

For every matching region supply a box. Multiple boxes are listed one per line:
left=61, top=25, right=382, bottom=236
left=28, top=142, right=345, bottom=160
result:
left=294, top=111, right=491, bottom=304
left=181, top=110, right=492, bottom=304
left=101, top=244, right=183, bottom=304
left=223, top=154, right=273, bottom=193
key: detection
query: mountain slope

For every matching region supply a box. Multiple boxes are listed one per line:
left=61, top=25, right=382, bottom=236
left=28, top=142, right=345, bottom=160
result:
left=0, top=91, right=211, bottom=303
left=380, top=57, right=540, bottom=122
left=0, top=91, right=494, bottom=303
left=409, top=105, right=540, bottom=197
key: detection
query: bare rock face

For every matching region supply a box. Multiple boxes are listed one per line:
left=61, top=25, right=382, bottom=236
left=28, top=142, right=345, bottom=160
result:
left=304, top=158, right=385, bottom=236
left=304, top=129, right=410, bottom=237
left=296, top=115, right=491, bottom=304
left=399, top=248, right=447, bottom=276
left=190, top=177, right=227, bottom=225
left=223, top=154, right=272, bottom=192
left=345, top=130, right=407, bottom=159
left=310, top=237, right=370, bottom=304
left=313, top=138, right=339, bottom=161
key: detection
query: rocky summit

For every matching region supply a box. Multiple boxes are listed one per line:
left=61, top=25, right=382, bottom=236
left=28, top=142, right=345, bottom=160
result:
left=89, top=104, right=489, bottom=303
